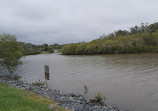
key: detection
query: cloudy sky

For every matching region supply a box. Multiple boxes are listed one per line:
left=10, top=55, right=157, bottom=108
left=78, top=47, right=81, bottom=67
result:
left=0, top=0, right=158, bottom=44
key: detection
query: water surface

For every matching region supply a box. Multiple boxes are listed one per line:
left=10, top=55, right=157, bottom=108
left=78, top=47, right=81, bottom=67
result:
left=9, top=53, right=158, bottom=111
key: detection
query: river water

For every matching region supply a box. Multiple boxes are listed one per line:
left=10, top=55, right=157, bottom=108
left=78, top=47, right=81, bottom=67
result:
left=3, top=53, right=158, bottom=111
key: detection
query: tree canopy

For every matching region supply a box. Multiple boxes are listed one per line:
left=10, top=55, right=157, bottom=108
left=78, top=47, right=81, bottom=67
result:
left=62, top=22, right=158, bottom=55
left=0, top=34, right=23, bottom=74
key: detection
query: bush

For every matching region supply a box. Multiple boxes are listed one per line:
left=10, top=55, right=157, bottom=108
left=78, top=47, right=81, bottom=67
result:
left=12, top=75, right=22, bottom=81
left=0, top=34, right=23, bottom=75
left=89, top=92, right=106, bottom=105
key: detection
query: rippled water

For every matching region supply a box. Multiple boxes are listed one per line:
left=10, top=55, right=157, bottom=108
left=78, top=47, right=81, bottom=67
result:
left=1, top=53, right=158, bottom=111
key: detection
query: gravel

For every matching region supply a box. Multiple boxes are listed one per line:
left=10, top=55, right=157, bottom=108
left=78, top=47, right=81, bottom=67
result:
left=0, top=76, right=120, bottom=111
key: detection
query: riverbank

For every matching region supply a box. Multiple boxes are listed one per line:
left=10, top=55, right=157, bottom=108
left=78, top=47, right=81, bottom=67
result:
left=0, top=75, right=119, bottom=111
left=0, top=81, right=64, bottom=111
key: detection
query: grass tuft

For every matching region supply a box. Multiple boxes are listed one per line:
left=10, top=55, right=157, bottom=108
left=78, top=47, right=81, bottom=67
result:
left=32, top=79, right=45, bottom=86
left=89, top=92, right=106, bottom=105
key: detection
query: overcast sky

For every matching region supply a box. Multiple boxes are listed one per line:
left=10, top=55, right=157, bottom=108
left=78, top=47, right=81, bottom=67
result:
left=0, top=0, right=158, bottom=44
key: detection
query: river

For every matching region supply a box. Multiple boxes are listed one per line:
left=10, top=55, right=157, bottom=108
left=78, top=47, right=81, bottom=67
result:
left=3, top=53, right=158, bottom=111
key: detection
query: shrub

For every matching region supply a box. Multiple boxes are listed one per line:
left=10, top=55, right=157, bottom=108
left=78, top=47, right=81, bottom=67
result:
left=89, top=92, right=106, bottom=105
left=12, top=75, right=21, bottom=81
left=0, top=34, right=23, bottom=75
left=32, top=80, right=45, bottom=86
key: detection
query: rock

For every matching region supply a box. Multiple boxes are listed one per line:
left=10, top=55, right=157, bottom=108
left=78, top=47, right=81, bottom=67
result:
left=69, top=97, right=73, bottom=101
left=70, top=108, right=75, bottom=111
left=28, top=87, right=32, bottom=90
left=49, top=104, right=57, bottom=110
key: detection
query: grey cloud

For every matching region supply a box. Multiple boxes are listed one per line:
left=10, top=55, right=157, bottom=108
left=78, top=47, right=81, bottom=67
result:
left=0, top=0, right=158, bottom=44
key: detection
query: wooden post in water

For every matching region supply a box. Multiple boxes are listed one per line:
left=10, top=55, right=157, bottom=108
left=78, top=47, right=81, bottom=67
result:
left=44, top=65, right=50, bottom=87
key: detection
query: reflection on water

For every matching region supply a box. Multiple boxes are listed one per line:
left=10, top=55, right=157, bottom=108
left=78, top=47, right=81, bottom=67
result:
left=2, top=53, right=158, bottom=111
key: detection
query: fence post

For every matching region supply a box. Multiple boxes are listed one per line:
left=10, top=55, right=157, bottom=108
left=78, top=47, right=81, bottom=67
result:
left=44, top=65, right=50, bottom=87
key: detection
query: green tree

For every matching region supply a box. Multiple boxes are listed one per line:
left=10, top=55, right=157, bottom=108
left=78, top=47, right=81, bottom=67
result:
left=85, top=44, right=98, bottom=54
left=62, top=43, right=78, bottom=55
left=42, top=44, right=49, bottom=51
left=75, top=43, right=87, bottom=54
left=0, top=34, right=23, bottom=75
left=48, top=45, right=53, bottom=53
left=114, top=30, right=129, bottom=36
left=148, top=22, right=158, bottom=33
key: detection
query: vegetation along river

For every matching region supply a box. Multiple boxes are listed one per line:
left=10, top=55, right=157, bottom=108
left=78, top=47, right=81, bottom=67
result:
left=11, top=53, right=158, bottom=111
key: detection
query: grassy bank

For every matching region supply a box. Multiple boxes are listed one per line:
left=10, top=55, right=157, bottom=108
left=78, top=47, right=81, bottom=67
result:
left=0, top=81, right=65, bottom=111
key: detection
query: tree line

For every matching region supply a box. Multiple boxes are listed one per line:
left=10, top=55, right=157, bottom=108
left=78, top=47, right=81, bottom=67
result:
left=62, top=22, right=158, bottom=55
left=19, top=42, right=63, bottom=55
left=0, top=34, right=63, bottom=75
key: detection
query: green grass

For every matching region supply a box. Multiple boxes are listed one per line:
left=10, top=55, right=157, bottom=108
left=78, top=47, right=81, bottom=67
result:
left=0, top=81, right=65, bottom=111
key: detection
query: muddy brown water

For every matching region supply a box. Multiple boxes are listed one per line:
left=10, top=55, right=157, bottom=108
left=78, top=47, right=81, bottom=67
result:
left=3, top=53, right=158, bottom=111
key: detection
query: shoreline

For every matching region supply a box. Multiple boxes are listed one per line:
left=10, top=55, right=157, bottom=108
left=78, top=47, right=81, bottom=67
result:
left=0, top=75, right=120, bottom=111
